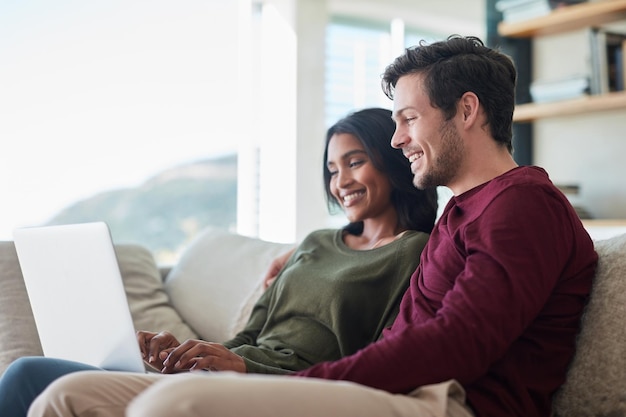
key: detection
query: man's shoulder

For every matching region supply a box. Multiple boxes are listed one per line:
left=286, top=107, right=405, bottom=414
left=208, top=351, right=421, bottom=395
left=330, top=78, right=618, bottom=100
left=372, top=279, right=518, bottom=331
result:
left=496, top=165, right=551, bottom=187
left=483, top=166, right=559, bottom=202
left=448, top=165, right=576, bottom=230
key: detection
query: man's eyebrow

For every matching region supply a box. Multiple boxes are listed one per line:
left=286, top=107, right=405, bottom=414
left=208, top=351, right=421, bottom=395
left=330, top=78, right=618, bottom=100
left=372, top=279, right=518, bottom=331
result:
left=391, top=107, right=410, bottom=121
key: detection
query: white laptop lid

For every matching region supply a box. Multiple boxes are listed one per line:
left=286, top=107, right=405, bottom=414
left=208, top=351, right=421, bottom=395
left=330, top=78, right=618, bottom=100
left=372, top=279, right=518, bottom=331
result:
left=13, top=222, right=146, bottom=373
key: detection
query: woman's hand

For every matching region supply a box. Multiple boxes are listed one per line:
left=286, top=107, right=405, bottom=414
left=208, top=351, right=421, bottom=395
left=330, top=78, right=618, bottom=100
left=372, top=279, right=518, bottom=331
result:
left=262, top=248, right=295, bottom=289
left=161, top=340, right=247, bottom=374
left=136, top=330, right=181, bottom=371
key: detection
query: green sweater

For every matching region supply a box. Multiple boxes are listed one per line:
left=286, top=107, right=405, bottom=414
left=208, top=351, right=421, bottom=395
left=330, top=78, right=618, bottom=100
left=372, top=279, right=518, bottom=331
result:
left=222, top=228, right=429, bottom=374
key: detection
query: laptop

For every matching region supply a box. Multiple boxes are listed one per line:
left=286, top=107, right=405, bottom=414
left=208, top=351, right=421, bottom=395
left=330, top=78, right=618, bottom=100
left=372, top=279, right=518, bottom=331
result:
left=13, top=222, right=147, bottom=373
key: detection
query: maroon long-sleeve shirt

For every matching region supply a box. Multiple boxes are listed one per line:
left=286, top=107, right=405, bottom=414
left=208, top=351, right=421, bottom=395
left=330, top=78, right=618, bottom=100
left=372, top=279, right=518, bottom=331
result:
left=295, top=166, right=598, bottom=417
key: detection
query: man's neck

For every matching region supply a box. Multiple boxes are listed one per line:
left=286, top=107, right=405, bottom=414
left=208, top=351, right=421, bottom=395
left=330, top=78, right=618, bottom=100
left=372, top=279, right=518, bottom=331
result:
left=448, top=148, right=518, bottom=196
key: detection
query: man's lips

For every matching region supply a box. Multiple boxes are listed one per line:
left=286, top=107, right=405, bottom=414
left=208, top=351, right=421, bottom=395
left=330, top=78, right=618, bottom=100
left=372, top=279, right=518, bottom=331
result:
left=407, top=151, right=423, bottom=163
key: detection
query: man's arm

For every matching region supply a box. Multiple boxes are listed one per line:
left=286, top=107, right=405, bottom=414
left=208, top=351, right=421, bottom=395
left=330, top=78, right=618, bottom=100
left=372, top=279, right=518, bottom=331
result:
left=294, top=186, right=592, bottom=394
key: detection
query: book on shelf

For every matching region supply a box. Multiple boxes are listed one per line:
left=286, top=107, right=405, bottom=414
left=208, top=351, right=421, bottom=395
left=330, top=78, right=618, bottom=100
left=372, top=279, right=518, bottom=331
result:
left=496, top=0, right=587, bottom=23
left=555, top=183, right=591, bottom=220
left=588, top=28, right=626, bottom=95
left=530, top=75, right=590, bottom=103
left=496, top=0, right=552, bottom=22
left=616, top=41, right=625, bottom=91
left=548, top=0, right=587, bottom=8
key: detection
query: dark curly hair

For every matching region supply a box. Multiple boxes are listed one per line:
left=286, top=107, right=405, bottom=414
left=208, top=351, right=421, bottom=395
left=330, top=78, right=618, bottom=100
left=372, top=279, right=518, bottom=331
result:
left=381, top=35, right=516, bottom=153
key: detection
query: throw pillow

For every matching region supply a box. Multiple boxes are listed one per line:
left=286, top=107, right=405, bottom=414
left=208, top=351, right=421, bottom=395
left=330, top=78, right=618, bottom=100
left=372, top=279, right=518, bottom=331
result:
left=115, top=244, right=198, bottom=342
left=163, top=228, right=294, bottom=342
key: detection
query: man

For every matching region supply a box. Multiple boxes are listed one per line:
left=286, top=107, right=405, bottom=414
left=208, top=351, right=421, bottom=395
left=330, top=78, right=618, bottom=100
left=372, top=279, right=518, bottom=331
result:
left=29, top=35, right=597, bottom=417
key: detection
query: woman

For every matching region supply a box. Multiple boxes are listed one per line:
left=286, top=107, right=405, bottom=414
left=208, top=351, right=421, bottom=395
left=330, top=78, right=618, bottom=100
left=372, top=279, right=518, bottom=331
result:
left=0, top=108, right=438, bottom=416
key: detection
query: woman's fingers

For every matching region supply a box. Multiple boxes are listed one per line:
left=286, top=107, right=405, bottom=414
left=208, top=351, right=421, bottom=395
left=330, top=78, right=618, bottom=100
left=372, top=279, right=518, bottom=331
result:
left=161, top=341, right=246, bottom=373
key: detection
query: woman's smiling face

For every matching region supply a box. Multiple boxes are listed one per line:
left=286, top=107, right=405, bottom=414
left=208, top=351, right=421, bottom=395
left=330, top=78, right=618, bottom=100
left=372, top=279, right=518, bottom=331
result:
left=326, top=133, right=395, bottom=223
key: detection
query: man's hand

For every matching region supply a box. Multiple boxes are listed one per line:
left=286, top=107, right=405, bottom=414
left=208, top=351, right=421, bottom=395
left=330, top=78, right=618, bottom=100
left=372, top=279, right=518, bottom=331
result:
left=161, top=340, right=247, bottom=374
left=137, top=330, right=181, bottom=371
left=262, top=248, right=295, bottom=289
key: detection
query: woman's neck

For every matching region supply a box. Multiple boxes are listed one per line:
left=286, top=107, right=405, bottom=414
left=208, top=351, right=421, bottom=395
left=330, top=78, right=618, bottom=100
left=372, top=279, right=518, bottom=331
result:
left=343, top=220, right=407, bottom=250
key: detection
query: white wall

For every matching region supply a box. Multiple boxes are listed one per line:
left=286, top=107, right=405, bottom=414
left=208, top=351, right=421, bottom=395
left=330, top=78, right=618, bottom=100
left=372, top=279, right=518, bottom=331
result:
left=240, top=0, right=328, bottom=244
left=0, top=0, right=241, bottom=240
left=294, top=0, right=329, bottom=242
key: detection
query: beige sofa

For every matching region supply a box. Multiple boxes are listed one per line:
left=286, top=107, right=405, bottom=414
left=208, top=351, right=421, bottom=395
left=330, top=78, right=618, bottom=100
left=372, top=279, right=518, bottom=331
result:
left=0, top=227, right=625, bottom=417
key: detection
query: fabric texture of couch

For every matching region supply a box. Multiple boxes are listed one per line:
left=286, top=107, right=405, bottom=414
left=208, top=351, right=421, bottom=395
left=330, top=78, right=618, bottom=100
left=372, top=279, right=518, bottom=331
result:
left=0, top=227, right=625, bottom=416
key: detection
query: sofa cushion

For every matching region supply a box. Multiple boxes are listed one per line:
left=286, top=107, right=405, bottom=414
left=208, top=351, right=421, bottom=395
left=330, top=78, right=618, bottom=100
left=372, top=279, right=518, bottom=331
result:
left=114, top=244, right=197, bottom=342
left=552, top=232, right=626, bottom=416
left=163, top=228, right=294, bottom=342
left=0, top=242, right=43, bottom=375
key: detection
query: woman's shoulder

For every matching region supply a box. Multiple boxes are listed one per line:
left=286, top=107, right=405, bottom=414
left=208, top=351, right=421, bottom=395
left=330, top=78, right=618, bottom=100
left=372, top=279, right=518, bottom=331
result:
left=388, top=230, right=429, bottom=256
left=300, top=228, right=430, bottom=254
left=400, top=230, right=430, bottom=244
left=297, top=229, right=341, bottom=248
left=303, top=228, right=339, bottom=240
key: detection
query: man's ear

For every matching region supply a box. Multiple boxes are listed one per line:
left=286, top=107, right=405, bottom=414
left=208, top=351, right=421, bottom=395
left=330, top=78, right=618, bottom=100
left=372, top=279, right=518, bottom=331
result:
left=459, top=92, right=480, bottom=124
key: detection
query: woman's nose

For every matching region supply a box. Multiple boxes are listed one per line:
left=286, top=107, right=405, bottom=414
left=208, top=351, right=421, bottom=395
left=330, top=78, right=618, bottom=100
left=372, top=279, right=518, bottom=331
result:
left=336, top=169, right=353, bottom=187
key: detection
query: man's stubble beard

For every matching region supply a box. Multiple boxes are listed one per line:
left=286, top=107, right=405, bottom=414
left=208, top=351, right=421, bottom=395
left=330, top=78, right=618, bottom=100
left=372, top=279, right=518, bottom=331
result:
left=413, top=119, right=464, bottom=190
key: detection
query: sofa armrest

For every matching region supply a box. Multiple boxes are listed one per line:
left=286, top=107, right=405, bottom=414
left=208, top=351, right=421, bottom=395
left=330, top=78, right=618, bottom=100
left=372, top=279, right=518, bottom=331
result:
left=0, top=242, right=43, bottom=375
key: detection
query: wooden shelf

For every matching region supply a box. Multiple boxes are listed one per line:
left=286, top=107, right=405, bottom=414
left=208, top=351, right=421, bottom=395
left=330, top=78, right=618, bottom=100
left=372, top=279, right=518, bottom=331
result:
left=582, top=219, right=626, bottom=240
left=583, top=219, right=626, bottom=227
left=498, top=0, right=626, bottom=38
left=513, top=90, right=626, bottom=121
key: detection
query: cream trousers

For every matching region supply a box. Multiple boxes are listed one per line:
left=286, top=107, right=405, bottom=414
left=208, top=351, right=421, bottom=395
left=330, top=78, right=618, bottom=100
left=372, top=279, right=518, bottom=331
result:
left=28, top=370, right=475, bottom=417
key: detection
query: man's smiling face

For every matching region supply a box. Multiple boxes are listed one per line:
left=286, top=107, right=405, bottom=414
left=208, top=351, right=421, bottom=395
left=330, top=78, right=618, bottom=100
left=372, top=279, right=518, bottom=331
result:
left=391, top=73, right=464, bottom=190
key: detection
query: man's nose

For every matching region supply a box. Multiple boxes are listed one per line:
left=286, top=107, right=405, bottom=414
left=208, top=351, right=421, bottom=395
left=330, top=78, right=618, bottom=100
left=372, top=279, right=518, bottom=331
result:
left=391, top=127, right=406, bottom=149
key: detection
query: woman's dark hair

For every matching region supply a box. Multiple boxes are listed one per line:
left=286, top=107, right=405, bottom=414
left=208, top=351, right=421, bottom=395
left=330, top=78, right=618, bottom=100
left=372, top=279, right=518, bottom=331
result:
left=381, top=35, right=517, bottom=153
left=323, top=107, right=438, bottom=235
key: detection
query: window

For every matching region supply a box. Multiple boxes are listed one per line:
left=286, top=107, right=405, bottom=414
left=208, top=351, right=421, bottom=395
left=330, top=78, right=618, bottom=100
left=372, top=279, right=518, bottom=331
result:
left=325, top=18, right=394, bottom=129
left=1, top=3, right=456, bottom=263
left=0, top=1, right=241, bottom=264
left=325, top=17, right=446, bottom=130
left=405, top=29, right=443, bottom=48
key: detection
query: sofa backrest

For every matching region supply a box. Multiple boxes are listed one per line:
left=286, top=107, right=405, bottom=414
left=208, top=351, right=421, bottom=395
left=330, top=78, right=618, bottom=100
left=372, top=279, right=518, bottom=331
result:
left=162, top=227, right=295, bottom=342
left=552, top=232, right=626, bottom=416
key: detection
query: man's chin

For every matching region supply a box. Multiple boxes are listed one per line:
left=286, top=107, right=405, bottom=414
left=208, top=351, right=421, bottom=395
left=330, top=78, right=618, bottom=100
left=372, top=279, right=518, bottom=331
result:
left=413, top=174, right=436, bottom=190
left=412, top=176, right=426, bottom=190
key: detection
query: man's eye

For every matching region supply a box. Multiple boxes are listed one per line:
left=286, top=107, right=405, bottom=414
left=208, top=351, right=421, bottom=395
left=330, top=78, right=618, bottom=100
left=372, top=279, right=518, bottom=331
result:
left=405, top=117, right=417, bottom=124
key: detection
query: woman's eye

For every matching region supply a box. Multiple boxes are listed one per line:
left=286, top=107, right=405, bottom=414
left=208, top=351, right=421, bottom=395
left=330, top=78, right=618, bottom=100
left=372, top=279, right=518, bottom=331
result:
left=405, top=117, right=417, bottom=124
left=329, top=170, right=338, bottom=177
left=349, top=160, right=365, bottom=168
